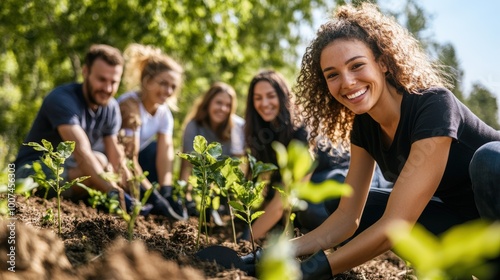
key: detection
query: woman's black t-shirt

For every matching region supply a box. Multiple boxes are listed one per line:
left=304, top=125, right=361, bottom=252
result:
left=351, top=87, right=500, bottom=219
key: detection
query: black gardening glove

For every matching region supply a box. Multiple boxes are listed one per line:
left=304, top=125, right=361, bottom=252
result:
left=300, top=250, right=333, bottom=280
left=141, top=185, right=187, bottom=220
left=239, top=247, right=264, bottom=277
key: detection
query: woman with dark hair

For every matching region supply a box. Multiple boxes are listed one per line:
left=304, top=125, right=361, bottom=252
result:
left=243, top=70, right=307, bottom=240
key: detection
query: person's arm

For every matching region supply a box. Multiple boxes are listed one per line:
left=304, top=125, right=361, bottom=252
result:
left=291, top=144, right=375, bottom=255
left=296, top=137, right=452, bottom=275
left=179, top=121, right=197, bottom=200
left=103, top=134, right=136, bottom=191
left=156, top=133, right=174, bottom=186
left=58, top=124, right=119, bottom=193
left=179, top=157, right=192, bottom=183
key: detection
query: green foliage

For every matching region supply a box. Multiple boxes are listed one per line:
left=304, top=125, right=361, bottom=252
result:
left=123, top=160, right=155, bottom=241
left=466, top=83, right=500, bottom=129
left=436, top=43, right=465, bottom=101
left=77, top=183, right=123, bottom=216
left=227, top=152, right=277, bottom=251
left=42, top=208, right=54, bottom=225
left=272, top=140, right=352, bottom=238
left=178, top=135, right=227, bottom=248
left=388, top=220, right=500, bottom=280
left=24, top=140, right=90, bottom=234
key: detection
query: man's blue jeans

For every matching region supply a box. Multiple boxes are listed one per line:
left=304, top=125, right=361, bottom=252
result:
left=470, top=141, right=500, bottom=220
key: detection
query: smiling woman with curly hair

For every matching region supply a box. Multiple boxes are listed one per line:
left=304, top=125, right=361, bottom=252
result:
left=285, top=3, right=500, bottom=279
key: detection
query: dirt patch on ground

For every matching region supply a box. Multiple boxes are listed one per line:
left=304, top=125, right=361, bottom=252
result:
left=1, top=196, right=413, bottom=279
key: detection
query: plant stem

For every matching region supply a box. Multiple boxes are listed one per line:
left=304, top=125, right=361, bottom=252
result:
left=196, top=160, right=210, bottom=249
left=57, top=190, right=62, bottom=235
left=128, top=214, right=136, bottom=241
left=56, top=164, right=62, bottom=235
left=227, top=197, right=237, bottom=244
left=247, top=208, right=256, bottom=253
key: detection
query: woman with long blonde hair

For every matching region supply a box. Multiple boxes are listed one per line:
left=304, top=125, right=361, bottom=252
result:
left=118, top=43, right=187, bottom=220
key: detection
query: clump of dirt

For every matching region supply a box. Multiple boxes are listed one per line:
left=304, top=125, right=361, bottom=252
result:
left=0, top=196, right=412, bottom=279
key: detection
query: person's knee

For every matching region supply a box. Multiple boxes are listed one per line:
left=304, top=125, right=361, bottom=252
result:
left=470, top=141, right=500, bottom=177
left=94, top=151, right=111, bottom=171
left=470, top=141, right=500, bottom=220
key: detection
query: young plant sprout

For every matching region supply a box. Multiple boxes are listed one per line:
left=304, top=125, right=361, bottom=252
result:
left=226, top=152, right=277, bottom=252
left=24, top=140, right=90, bottom=235
left=271, top=140, right=352, bottom=238
left=178, top=135, right=227, bottom=248
left=122, top=159, right=155, bottom=241
left=388, top=219, right=500, bottom=280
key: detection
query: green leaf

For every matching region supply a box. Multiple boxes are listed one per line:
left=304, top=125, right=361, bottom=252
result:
left=296, top=180, right=352, bottom=204
left=288, top=140, right=313, bottom=180
left=388, top=221, right=442, bottom=275
left=14, top=177, right=39, bottom=194
left=24, top=141, right=48, bottom=152
left=57, top=141, right=75, bottom=159
left=234, top=213, right=246, bottom=221
left=228, top=200, right=244, bottom=212
left=271, top=141, right=287, bottom=169
left=253, top=162, right=278, bottom=180
left=193, top=135, right=208, bottom=154
left=258, top=234, right=300, bottom=280
left=250, top=211, right=265, bottom=222
left=41, top=139, right=54, bottom=151
left=206, top=142, right=222, bottom=158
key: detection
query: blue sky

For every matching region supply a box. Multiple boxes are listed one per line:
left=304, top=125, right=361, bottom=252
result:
left=416, top=0, right=500, bottom=97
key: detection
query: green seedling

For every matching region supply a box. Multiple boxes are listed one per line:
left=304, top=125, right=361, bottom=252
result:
left=388, top=219, right=500, bottom=280
left=272, top=140, right=352, bottom=238
left=42, top=208, right=54, bottom=225
left=226, top=152, right=277, bottom=252
left=83, top=159, right=154, bottom=241
left=178, top=135, right=230, bottom=248
left=123, top=159, right=154, bottom=241
left=24, top=140, right=90, bottom=235
left=77, top=183, right=123, bottom=215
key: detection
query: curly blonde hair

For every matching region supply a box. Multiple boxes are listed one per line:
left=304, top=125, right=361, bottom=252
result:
left=122, top=43, right=183, bottom=111
left=294, top=3, right=451, bottom=148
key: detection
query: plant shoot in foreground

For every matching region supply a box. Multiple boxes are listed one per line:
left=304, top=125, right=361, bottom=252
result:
left=178, top=135, right=227, bottom=248
left=227, top=152, right=277, bottom=252
left=388, top=219, right=500, bottom=280
left=25, top=140, right=89, bottom=234
left=272, top=140, right=352, bottom=238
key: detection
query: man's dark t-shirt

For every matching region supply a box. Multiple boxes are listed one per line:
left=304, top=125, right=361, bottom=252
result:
left=351, top=87, right=500, bottom=220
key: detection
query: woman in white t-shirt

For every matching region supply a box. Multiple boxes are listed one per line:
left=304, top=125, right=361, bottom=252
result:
left=118, top=43, right=187, bottom=220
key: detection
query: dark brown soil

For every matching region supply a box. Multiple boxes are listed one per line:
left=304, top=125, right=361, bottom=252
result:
left=1, top=196, right=414, bottom=279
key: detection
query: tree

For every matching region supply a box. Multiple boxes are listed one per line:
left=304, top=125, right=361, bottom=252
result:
left=436, top=43, right=465, bottom=102
left=467, top=83, right=500, bottom=129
